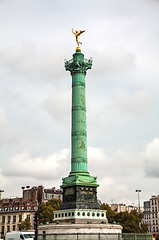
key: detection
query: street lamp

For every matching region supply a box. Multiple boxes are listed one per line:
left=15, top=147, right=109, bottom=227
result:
left=136, top=189, right=141, bottom=214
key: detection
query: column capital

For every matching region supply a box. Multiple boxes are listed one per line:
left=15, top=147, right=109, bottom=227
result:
left=65, top=51, right=92, bottom=75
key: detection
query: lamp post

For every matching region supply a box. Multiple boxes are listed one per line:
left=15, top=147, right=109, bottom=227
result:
left=136, top=189, right=141, bottom=214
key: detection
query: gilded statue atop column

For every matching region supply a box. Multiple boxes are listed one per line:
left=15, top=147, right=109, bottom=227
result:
left=72, top=28, right=85, bottom=51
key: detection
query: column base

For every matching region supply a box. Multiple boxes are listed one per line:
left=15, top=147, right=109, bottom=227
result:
left=53, top=209, right=107, bottom=224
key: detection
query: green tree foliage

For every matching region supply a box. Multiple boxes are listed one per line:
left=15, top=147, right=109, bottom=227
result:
left=38, top=198, right=62, bottom=224
left=18, top=218, right=32, bottom=231
left=100, top=204, right=148, bottom=233
left=141, top=222, right=149, bottom=233
left=100, top=203, right=116, bottom=223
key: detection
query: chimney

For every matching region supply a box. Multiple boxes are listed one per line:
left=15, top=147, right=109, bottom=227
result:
left=0, top=190, right=4, bottom=199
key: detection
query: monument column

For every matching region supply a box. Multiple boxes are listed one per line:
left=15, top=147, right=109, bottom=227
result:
left=65, top=50, right=92, bottom=174
left=60, top=48, right=99, bottom=210
left=38, top=30, right=123, bottom=232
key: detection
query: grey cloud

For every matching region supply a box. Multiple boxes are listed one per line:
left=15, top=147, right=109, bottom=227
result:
left=88, top=47, right=136, bottom=75
left=41, top=90, right=70, bottom=125
left=0, top=107, right=23, bottom=146
left=113, top=89, right=150, bottom=118
left=144, top=139, right=159, bottom=177
left=0, top=42, right=65, bottom=82
left=0, top=107, right=7, bottom=126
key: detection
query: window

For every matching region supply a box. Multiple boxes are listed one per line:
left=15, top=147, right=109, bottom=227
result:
left=23, top=234, right=34, bottom=239
left=13, top=215, right=16, bottom=223
left=8, top=216, right=10, bottom=224
left=1, top=226, right=4, bottom=234
left=19, top=215, right=22, bottom=222
left=13, top=225, right=16, bottom=231
left=2, top=216, right=5, bottom=223
left=7, top=226, right=10, bottom=232
left=27, top=215, right=30, bottom=221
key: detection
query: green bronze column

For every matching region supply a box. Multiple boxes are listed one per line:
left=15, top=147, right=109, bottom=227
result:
left=65, top=50, right=92, bottom=174
left=60, top=31, right=99, bottom=210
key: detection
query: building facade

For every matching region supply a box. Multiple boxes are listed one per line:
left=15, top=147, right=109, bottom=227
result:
left=43, top=187, right=62, bottom=203
left=111, top=203, right=138, bottom=213
left=143, top=201, right=151, bottom=232
left=0, top=186, right=62, bottom=237
left=143, top=195, right=159, bottom=234
left=0, top=197, right=37, bottom=237
left=22, top=186, right=62, bottom=204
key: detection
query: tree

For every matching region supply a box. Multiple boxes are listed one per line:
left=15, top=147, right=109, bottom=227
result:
left=38, top=198, right=62, bottom=224
left=100, top=203, right=116, bottom=223
left=115, top=210, right=141, bottom=233
left=100, top=203, right=148, bottom=233
left=18, top=218, right=32, bottom=231
left=141, top=222, right=148, bottom=233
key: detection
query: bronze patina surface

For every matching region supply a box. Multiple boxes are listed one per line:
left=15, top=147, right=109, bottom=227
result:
left=61, top=36, right=99, bottom=210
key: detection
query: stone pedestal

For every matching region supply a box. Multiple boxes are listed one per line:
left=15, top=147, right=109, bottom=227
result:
left=38, top=223, right=123, bottom=240
left=60, top=186, right=99, bottom=210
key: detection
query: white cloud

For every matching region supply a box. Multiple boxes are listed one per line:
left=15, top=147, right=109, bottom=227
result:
left=1, top=138, right=159, bottom=203
left=2, top=149, right=70, bottom=180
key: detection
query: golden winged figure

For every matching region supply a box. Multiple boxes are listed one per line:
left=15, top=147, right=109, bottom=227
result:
left=72, top=28, right=85, bottom=51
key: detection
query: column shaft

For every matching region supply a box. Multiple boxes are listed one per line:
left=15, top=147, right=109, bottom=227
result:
left=71, top=73, right=87, bottom=172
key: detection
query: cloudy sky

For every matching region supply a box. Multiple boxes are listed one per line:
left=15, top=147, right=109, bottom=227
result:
left=0, top=0, right=159, bottom=207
